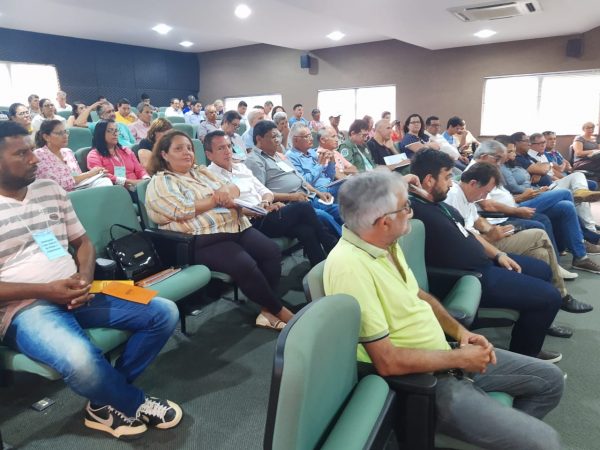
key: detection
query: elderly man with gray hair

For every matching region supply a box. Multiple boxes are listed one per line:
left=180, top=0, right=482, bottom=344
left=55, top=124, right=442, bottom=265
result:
left=272, top=111, right=290, bottom=151
left=324, top=170, right=563, bottom=450
left=241, top=108, right=266, bottom=150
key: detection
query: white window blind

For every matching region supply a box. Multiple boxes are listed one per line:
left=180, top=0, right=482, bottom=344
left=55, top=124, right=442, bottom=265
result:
left=481, top=70, right=600, bottom=135
left=0, top=61, right=60, bottom=107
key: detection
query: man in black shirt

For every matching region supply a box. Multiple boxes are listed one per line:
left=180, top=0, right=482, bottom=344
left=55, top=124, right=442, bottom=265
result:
left=410, top=149, right=562, bottom=362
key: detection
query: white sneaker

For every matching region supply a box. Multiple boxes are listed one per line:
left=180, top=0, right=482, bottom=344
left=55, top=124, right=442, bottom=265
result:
left=557, top=265, right=578, bottom=280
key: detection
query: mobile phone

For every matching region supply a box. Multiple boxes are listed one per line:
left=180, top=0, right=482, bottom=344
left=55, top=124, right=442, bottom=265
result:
left=31, top=397, right=55, bottom=411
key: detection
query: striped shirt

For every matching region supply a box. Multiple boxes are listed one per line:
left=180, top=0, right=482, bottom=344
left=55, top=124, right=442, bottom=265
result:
left=145, top=166, right=251, bottom=235
left=0, top=179, right=85, bottom=337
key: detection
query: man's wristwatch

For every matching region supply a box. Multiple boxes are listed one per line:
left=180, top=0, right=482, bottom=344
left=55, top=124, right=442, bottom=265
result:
left=494, top=252, right=507, bottom=263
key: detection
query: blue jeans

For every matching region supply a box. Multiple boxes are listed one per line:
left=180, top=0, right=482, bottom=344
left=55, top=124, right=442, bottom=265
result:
left=311, top=198, right=343, bottom=236
left=436, top=349, right=563, bottom=449
left=519, top=189, right=586, bottom=258
left=4, top=295, right=179, bottom=416
left=477, top=254, right=561, bottom=356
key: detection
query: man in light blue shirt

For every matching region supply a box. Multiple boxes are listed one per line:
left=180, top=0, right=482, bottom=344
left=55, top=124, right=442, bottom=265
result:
left=288, top=103, right=309, bottom=127
left=184, top=101, right=203, bottom=127
left=241, top=108, right=266, bottom=150
left=73, top=101, right=135, bottom=147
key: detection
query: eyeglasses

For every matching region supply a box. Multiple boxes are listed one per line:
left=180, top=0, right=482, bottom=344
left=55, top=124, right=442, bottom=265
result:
left=531, top=141, right=546, bottom=145
left=51, top=130, right=70, bottom=136
left=295, top=134, right=313, bottom=140
left=106, top=128, right=119, bottom=135
left=409, top=121, right=421, bottom=124
left=16, top=112, right=30, bottom=117
left=372, top=200, right=412, bottom=225
left=43, top=104, right=55, bottom=108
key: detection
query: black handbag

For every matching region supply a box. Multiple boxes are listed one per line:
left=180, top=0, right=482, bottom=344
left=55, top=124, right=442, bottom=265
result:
left=105, top=224, right=162, bottom=281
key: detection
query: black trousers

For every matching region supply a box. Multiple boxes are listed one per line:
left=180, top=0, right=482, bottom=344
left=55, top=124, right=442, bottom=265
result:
left=252, top=202, right=338, bottom=267
left=193, top=228, right=283, bottom=315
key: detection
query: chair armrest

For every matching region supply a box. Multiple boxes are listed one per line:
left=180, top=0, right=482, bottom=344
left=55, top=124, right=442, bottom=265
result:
left=427, top=267, right=482, bottom=279
left=144, top=228, right=195, bottom=267
left=357, top=362, right=437, bottom=396
left=478, top=211, right=507, bottom=219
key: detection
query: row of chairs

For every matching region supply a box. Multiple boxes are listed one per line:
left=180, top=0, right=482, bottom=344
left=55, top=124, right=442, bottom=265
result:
left=266, top=219, right=515, bottom=449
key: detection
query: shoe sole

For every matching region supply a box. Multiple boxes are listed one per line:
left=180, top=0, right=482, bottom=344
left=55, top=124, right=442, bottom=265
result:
left=538, top=354, right=563, bottom=364
left=84, top=418, right=147, bottom=439
left=572, top=265, right=600, bottom=274
left=561, top=306, right=593, bottom=314
left=574, top=193, right=600, bottom=203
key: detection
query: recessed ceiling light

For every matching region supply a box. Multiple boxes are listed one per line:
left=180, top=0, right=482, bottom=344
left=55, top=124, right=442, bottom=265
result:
left=235, top=4, right=252, bottom=19
left=326, top=31, right=345, bottom=41
left=474, top=29, right=496, bottom=38
left=179, top=41, right=193, bottom=48
left=152, top=24, right=172, bottom=35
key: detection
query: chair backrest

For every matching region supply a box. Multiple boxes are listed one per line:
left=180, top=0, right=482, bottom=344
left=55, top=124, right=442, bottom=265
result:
left=152, top=111, right=159, bottom=121
left=172, top=123, right=194, bottom=139
left=135, top=179, right=157, bottom=229
left=67, top=127, right=93, bottom=152
left=192, top=139, right=206, bottom=165
left=302, top=260, right=326, bottom=302
left=130, top=106, right=139, bottom=114
left=90, top=111, right=99, bottom=122
left=265, top=294, right=361, bottom=450
left=130, top=143, right=141, bottom=158
left=159, top=106, right=168, bottom=113
left=57, top=110, right=71, bottom=120
left=69, top=185, right=142, bottom=257
left=398, top=219, right=429, bottom=291
left=236, top=122, right=247, bottom=136
left=74, top=146, right=92, bottom=172
left=568, top=145, right=575, bottom=165
left=167, top=116, right=185, bottom=124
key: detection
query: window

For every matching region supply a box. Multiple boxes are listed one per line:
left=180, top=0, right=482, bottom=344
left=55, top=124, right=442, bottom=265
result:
left=481, top=70, right=600, bottom=135
left=224, top=94, right=283, bottom=114
left=0, top=61, right=60, bottom=107
left=317, top=85, right=396, bottom=131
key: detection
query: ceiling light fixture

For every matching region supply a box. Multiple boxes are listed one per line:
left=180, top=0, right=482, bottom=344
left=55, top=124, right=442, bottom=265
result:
left=474, top=29, right=496, bottom=38
left=179, top=41, right=194, bottom=48
left=235, top=4, right=252, bottom=19
left=326, top=31, right=345, bottom=41
left=152, top=24, right=172, bottom=35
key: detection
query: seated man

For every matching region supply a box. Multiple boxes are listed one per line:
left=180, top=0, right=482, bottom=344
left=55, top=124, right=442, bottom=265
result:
left=73, top=100, right=136, bottom=148
left=424, top=115, right=468, bottom=170
left=164, top=98, right=184, bottom=117
left=184, top=100, right=204, bottom=127
left=285, top=123, right=337, bottom=196
left=245, top=120, right=343, bottom=235
left=205, top=131, right=337, bottom=266
left=324, top=170, right=563, bottom=449
left=220, top=110, right=247, bottom=161
left=241, top=108, right=266, bottom=150
left=197, top=104, right=221, bottom=143
left=445, top=162, right=592, bottom=323
left=0, top=122, right=182, bottom=438
left=442, top=116, right=471, bottom=159
left=338, top=119, right=375, bottom=172
left=129, top=103, right=153, bottom=143
left=316, top=126, right=357, bottom=180
left=114, top=98, right=137, bottom=125
left=288, top=103, right=309, bottom=127
left=410, top=149, right=562, bottom=361
left=366, top=119, right=397, bottom=166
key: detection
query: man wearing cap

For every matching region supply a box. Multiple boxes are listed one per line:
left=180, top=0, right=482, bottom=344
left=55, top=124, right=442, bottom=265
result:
left=329, top=113, right=345, bottom=142
left=309, top=109, right=326, bottom=132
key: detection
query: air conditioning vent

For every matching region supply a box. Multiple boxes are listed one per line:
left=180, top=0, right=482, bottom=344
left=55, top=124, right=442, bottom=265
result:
left=448, top=0, right=541, bottom=22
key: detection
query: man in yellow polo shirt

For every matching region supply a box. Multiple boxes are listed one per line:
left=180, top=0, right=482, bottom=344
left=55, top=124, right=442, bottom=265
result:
left=324, top=171, right=563, bottom=449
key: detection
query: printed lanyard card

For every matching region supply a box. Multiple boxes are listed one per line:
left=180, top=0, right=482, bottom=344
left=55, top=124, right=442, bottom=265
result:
left=114, top=166, right=126, bottom=178
left=32, top=229, right=68, bottom=260
left=276, top=161, right=294, bottom=173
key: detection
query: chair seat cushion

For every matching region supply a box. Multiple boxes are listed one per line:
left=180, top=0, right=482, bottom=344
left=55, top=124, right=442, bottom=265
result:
left=152, top=265, right=211, bottom=301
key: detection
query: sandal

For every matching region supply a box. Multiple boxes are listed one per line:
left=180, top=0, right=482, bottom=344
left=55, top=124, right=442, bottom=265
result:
left=255, top=313, right=286, bottom=331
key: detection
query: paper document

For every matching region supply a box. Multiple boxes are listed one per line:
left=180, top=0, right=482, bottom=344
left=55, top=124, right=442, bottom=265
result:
left=234, top=199, right=268, bottom=216
left=383, top=153, right=409, bottom=166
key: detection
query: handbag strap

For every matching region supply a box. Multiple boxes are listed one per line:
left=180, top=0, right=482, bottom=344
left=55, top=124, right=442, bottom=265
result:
left=109, top=223, right=139, bottom=241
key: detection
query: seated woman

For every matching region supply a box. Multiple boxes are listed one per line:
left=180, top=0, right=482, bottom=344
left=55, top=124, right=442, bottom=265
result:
left=66, top=101, right=90, bottom=128
left=87, top=120, right=149, bottom=193
left=398, top=113, right=439, bottom=158
left=31, top=99, right=66, bottom=132
left=8, top=103, right=32, bottom=133
left=572, top=121, right=600, bottom=175
left=145, top=130, right=293, bottom=330
left=34, top=119, right=111, bottom=191
left=138, top=118, right=173, bottom=169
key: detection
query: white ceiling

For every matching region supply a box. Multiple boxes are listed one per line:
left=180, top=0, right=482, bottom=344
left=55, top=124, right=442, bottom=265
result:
left=1, top=0, right=599, bottom=53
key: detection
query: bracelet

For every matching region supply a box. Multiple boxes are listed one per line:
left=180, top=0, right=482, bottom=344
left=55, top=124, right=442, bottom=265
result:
left=493, top=252, right=507, bottom=263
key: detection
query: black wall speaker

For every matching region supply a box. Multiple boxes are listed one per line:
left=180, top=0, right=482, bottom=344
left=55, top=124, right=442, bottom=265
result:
left=300, top=54, right=311, bottom=69
left=566, top=38, right=583, bottom=58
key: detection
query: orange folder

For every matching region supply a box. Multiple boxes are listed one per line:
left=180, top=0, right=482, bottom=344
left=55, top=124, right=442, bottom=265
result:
left=101, top=281, right=158, bottom=305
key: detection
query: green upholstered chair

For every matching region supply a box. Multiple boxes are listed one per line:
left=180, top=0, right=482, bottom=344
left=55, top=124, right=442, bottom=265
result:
left=74, top=146, right=92, bottom=172
left=159, top=106, right=168, bottom=113
left=130, top=143, right=140, bottom=158
left=192, top=139, right=206, bottom=165
left=57, top=110, right=71, bottom=120
left=69, top=186, right=211, bottom=332
left=166, top=116, right=185, bottom=124
left=130, top=106, right=138, bottom=114
left=191, top=124, right=199, bottom=139
left=172, top=123, right=194, bottom=139
left=152, top=112, right=159, bottom=121
left=90, top=111, right=99, bottom=122
left=264, top=294, right=396, bottom=450
left=67, top=127, right=92, bottom=152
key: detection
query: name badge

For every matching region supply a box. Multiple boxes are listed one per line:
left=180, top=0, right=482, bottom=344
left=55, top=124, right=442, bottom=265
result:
left=276, top=161, right=294, bottom=173
left=455, top=221, right=469, bottom=238
left=32, top=229, right=68, bottom=260
left=114, top=166, right=126, bottom=178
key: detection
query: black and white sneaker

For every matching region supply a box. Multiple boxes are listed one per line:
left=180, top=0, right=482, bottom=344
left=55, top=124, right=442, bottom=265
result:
left=137, top=396, right=183, bottom=429
left=84, top=402, right=147, bottom=439
left=536, top=350, right=562, bottom=364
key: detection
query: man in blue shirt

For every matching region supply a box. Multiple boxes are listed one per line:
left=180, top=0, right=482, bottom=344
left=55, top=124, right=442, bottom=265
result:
left=73, top=101, right=136, bottom=148
left=288, top=104, right=309, bottom=127
left=184, top=101, right=203, bottom=127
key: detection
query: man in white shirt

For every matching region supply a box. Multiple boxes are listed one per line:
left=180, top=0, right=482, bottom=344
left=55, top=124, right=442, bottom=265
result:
left=184, top=101, right=204, bottom=127
left=164, top=98, right=184, bottom=117
left=424, top=116, right=467, bottom=170
left=204, top=130, right=337, bottom=266
left=55, top=90, right=72, bottom=113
